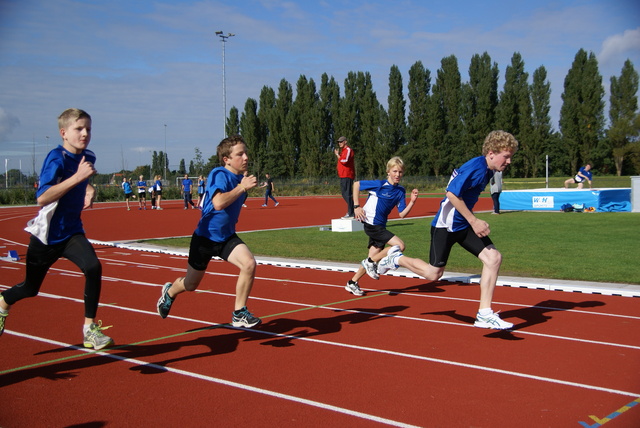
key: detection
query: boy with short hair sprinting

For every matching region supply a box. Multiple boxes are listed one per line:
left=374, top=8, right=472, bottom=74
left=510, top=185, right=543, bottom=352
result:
left=345, top=156, right=419, bottom=296
left=157, top=135, right=261, bottom=327
left=0, top=108, right=113, bottom=349
left=377, top=130, right=519, bottom=330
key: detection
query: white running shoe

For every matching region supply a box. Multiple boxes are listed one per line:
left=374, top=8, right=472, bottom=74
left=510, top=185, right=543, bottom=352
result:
left=474, top=311, right=513, bottom=330
left=377, top=245, right=402, bottom=275
left=345, top=281, right=365, bottom=296
left=361, top=258, right=379, bottom=280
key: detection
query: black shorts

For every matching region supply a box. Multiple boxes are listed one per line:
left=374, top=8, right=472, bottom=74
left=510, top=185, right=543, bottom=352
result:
left=138, top=192, right=146, bottom=198
left=364, top=223, right=395, bottom=249
left=429, top=226, right=493, bottom=268
left=187, top=232, right=244, bottom=271
left=155, top=190, right=162, bottom=196
left=125, top=192, right=133, bottom=199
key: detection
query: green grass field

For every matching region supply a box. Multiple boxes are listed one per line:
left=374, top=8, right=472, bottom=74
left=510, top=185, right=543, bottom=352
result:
left=144, top=211, right=640, bottom=285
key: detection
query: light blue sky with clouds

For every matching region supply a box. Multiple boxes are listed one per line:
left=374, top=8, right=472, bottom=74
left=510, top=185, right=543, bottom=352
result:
left=1, top=0, right=639, bottom=175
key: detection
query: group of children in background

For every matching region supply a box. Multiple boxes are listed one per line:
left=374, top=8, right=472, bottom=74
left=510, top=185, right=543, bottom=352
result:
left=0, top=107, right=521, bottom=353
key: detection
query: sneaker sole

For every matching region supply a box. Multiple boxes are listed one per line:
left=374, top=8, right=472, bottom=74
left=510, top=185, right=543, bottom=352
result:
left=473, top=321, right=513, bottom=330
left=84, top=338, right=114, bottom=351
left=232, top=319, right=261, bottom=328
left=344, top=285, right=365, bottom=296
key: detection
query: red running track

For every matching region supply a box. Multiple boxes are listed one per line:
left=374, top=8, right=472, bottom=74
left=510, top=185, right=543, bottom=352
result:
left=0, top=196, right=639, bottom=427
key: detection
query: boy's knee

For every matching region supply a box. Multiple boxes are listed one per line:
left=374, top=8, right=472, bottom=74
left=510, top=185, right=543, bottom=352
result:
left=84, top=259, right=102, bottom=278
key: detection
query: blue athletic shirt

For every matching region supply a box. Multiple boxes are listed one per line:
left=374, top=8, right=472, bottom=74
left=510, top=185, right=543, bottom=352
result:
left=182, top=178, right=193, bottom=192
left=37, top=145, right=96, bottom=244
left=194, top=167, right=244, bottom=242
left=197, top=179, right=205, bottom=194
left=137, top=180, right=147, bottom=193
left=155, top=180, right=162, bottom=191
left=360, top=180, right=407, bottom=227
left=122, top=181, right=133, bottom=194
left=576, top=166, right=592, bottom=182
left=432, top=155, right=493, bottom=232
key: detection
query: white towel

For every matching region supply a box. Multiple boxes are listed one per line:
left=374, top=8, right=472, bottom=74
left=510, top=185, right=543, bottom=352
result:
left=24, top=201, right=58, bottom=245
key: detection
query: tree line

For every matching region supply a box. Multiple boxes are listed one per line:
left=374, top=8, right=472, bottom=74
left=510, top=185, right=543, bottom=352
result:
left=215, top=49, right=639, bottom=180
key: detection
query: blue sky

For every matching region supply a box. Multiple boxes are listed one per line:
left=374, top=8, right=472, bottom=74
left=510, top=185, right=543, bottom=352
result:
left=1, top=0, right=639, bottom=175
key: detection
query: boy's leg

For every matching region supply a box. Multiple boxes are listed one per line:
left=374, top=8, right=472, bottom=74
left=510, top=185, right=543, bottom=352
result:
left=61, top=234, right=103, bottom=323
left=1, top=236, right=60, bottom=308
left=226, top=243, right=257, bottom=310
left=476, top=245, right=502, bottom=310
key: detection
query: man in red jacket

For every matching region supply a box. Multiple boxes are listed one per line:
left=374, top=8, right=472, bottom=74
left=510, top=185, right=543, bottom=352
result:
left=334, top=136, right=356, bottom=219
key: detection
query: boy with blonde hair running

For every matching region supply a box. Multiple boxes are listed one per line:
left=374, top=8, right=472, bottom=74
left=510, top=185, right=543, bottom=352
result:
left=377, top=131, right=519, bottom=330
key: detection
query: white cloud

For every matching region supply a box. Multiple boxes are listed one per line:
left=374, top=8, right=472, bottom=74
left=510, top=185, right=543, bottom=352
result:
left=599, top=27, right=640, bottom=65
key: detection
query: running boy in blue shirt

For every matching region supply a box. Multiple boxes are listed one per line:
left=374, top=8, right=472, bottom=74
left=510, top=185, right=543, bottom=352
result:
left=157, top=135, right=261, bottom=327
left=0, top=108, right=113, bottom=349
left=377, top=130, right=519, bottom=330
left=345, top=157, right=419, bottom=296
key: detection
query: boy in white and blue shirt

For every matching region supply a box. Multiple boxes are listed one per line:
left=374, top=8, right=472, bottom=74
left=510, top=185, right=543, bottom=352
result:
left=377, top=130, right=519, bottom=330
left=0, top=108, right=113, bottom=349
left=345, top=157, right=419, bottom=296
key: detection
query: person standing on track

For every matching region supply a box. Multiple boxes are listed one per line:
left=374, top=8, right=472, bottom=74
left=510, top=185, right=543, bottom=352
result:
left=157, top=135, right=262, bottom=328
left=376, top=130, right=519, bottom=330
left=182, top=174, right=196, bottom=210
left=122, top=176, right=134, bottom=211
left=334, top=136, right=356, bottom=219
left=0, top=108, right=113, bottom=349
left=154, top=174, right=164, bottom=210
left=196, top=175, right=205, bottom=208
left=345, top=157, right=419, bottom=296
left=137, top=175, right=147, bottom=210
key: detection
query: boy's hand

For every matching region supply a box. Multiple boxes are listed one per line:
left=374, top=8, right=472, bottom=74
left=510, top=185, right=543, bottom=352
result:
left=76, top=156, right=97, bottom=182
left=241, top=174, right=258, bottom=190
left=410, top=188, right=419, bottom=202
left=84, top=184, right=96, bottom=209
left=470, top=217, right=490, bottom=238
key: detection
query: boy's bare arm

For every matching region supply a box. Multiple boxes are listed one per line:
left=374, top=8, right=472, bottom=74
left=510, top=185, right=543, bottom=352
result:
left=398, top=188, right=419, bottom=219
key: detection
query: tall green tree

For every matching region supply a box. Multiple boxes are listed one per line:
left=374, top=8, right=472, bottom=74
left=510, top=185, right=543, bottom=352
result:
left=270, top=79, right=295, bottom=177
left=256, top=85, right=276, bottom=177
left=529, top=66, right=553, bottom=177
left=429, top=55, right=463, bottom=173
left=462, top=52, right=499, bottom=156
left=239, top=98, right=260, bottom=173
left=319, top=73, right=341, bottom=176
left=294, top=75, right=325, bottom=177
left=608, top=59, right=640, bottom=175
left=383, top=65, right=407, bottom=163
left=497, top=52, right=533, bottom=176
left=405, top=61, right=431, bottom=174
left=559, top=49, right=605, bottom=172
left=226, top=107, right=240, bottom=136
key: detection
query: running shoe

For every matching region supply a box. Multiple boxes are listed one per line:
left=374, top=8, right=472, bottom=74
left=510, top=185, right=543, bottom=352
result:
left=157, top=282, right=175, bottom=319
left=473, top=311, right=513, bottom=330
left=275, top=202, right=279, bottom=207
left=231, top=307, right=261, bottom=328
left=345, top=281, right=365, bottom=296
left=83, top=321, right=114, bottom=350
left=377, top=245, right=402, bottom=275
left=361, top=258, right=379, bottom=280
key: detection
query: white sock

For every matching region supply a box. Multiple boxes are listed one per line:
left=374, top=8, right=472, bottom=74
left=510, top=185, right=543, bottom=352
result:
left=478, top=308, right=493, bottom=316
left=83, top=324, right=93, bottom=334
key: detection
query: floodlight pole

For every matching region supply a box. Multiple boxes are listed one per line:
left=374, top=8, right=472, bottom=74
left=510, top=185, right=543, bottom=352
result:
left=164, top=124, right=167, bottom=180
left=216, top=31, right=235, bottom=138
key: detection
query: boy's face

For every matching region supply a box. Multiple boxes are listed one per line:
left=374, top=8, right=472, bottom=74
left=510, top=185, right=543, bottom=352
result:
left=387, top=165, right=404, bottom=185
left=224, top=143, right=249, bottom=175
left=486, top=149, right=515, bottom=171
left=60, top=117, right=91, bottom=154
